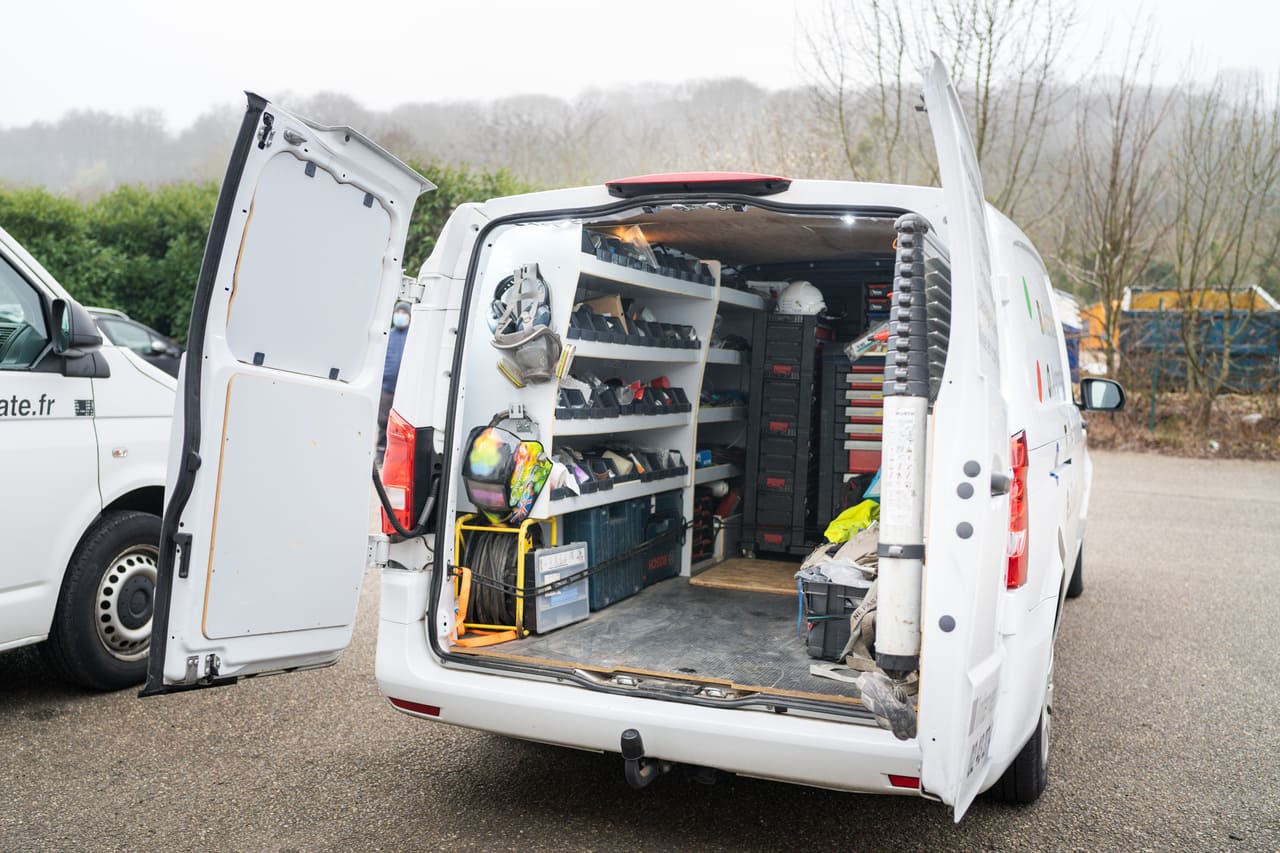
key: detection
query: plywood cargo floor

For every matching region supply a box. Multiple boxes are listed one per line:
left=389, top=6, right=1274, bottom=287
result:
left=688, top=558, right=800, bottom=595
left=466, top=578, right=860, bottom=702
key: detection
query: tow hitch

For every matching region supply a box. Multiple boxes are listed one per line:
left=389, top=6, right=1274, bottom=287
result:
left=620, top=729, right=671, bottom=790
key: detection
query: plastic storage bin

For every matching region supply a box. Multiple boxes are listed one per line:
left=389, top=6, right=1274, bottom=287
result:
left=530, top=542, right=591, bottom=633
left=801, top=578, right=869, bottom=660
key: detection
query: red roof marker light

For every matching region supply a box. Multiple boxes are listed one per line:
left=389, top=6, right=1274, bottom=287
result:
left=605, top=172, right=792, bottom=198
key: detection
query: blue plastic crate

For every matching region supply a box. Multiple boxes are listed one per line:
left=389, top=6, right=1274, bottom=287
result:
left=563, top=491, right=685, bottom=611
left=563, top=498, right=648, bottom=611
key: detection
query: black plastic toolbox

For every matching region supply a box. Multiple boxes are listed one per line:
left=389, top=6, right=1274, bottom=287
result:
left=760, top=388, right=804, bottom=415
left=754, top=526, right=793, bottom=551
left=758, top=469, right=798, bottom=494
left=762, top=416, right=800, bottom=437
left=801, top=578, right=869, bottom=660
left=744, top=313, right=832, bottom=555
left=642, top=491, right=683, bottom=588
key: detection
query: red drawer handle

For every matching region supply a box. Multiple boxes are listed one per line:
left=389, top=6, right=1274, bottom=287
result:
left=769, top=364, right=794, bottom=377
left=765, top=477, right=786, bottom=488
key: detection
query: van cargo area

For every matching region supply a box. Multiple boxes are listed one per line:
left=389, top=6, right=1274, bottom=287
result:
left=433, top=202, right=952, bottom=716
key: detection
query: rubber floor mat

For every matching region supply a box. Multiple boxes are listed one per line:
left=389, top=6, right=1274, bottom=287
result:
left=502, top=579, right=858, bottom=699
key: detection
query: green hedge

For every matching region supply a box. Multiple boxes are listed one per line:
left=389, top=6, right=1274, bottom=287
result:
left=0, top=161, right=534, bottom=343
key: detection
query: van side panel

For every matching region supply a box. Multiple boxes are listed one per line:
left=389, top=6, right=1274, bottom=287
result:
left=92, top=348, right=173, bottom=513
left=983, top=220, right=1081, bottom=792
left=0, top=370, right=100, bottom=649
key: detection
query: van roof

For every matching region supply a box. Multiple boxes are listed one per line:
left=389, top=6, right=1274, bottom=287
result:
left=478, top=179, right=950, bottom=230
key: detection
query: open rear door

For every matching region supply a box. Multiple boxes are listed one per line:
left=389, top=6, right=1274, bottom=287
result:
left=915, top=58, right=1010, bottom=818
left=142, top=95, right=432, bottom=695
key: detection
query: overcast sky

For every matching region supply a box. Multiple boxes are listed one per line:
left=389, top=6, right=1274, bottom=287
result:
left=4, top=0, right=1277, bottom=131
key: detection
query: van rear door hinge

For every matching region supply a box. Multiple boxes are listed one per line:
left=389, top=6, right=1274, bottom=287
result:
left=398, top=274, right=425, bottom=305
left=367, top=533, right=390, bottom=569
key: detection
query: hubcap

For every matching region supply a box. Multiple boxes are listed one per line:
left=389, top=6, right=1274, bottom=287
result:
left=95, top=544, right=159, bottom=661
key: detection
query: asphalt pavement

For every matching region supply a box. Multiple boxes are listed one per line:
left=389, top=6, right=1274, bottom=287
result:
left=2, top=450, right=1278, bottom=851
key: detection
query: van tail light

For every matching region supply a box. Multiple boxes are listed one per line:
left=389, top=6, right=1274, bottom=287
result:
left=381, top=408, right=415, bottom=535
left=887, top=774, right=920, bottom=789
left=1006, top=430, right=1029, bottom=589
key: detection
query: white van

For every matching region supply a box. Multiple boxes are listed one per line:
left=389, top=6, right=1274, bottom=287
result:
left=0, top=226, right=174, bottom=689
left=143, top=62, right=1124, bottom=820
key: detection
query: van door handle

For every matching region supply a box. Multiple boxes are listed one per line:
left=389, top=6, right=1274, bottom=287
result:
left=990, top=472, right=1011, bottom=496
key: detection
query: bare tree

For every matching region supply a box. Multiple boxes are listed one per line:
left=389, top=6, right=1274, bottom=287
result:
left=803, top=0, right=1077, bottom=222
left=930, top=0, right=1077, bottom=219
left=1168, top=72, right=1280, bottom=428
left=1060, top=23, right=1172, bottom=375
left=804, top=0, right=920, bottom=183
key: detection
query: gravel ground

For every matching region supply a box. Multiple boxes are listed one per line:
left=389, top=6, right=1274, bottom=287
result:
left=2, top=450, right=1277, bottom=851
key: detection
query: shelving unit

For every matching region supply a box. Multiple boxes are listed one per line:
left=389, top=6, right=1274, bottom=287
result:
left=705, top=348, right=746, bottom=365
left=717, top=287, right=767, bottom=311
left=571, top=339, right=703, bottom=363
left=554, top=411, right=689, bottom=436
left=453, top=219, right=768, bottom=601
left=536, top=473, right=690, bottom=516
left=696, top=406, right=746, bottom=424
left=579, top=254, right=717, bottom=302
left=694, top=463, right=742, bottom=485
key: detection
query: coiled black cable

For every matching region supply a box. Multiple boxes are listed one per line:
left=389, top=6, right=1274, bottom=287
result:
left=457, top=517, right=689, bottom=601
left=462, top=531, right=522, bottom=626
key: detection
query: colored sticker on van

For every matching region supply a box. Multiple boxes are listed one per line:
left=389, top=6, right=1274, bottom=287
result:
left=1021, top=276, right=1033, bottom=319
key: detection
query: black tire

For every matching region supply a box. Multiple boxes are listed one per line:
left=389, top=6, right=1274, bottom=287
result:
left=1066, top=547, right=1084, bottom=599
left=41, top=511, right=161, bottom=691
left=990, top=670, right=1051, bottom=804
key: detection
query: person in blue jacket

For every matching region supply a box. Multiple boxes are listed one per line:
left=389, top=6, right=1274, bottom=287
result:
left=377, top=302, right=412, bottom=465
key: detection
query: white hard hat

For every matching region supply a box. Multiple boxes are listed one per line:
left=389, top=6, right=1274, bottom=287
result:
left=777, top=280, right=825, bottom=315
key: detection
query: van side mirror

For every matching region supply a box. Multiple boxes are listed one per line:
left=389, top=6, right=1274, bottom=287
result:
left=51, top=298, right=105, bottom=355
left=51, top=299, right=72, bottom=354
left=1079, top=377, right=1125, bottom=411
left=51, top=298, right=111, bottom=378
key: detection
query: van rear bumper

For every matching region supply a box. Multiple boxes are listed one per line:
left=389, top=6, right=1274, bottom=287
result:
left=374, top=618, right=924, bottom=796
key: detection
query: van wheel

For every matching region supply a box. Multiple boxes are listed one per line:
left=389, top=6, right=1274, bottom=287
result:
left=991, top=660, right=1051, bottom=804
left=41, top=511, right=161, bottom=691
left=1065, top=548, right=1084, bottom=599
